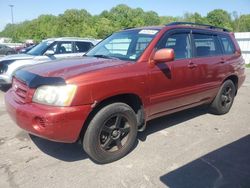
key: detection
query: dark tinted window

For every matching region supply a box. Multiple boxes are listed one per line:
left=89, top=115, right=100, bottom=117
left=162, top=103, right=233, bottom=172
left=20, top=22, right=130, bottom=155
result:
left=75, top=42, right=93, bottom=53
left=219, top=36, right=235, bottom=55
left=159, top=33, right=191, bottom=60
left=193, top=34, right=221, bottom=57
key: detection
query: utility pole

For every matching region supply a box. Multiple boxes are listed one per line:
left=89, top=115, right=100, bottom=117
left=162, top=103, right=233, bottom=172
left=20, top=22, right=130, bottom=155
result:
left=9, top=5, right=14, bottom=24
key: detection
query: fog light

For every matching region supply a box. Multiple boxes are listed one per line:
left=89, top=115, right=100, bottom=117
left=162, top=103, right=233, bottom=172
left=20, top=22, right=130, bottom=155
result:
left=33, top=117, right=46, bottom=129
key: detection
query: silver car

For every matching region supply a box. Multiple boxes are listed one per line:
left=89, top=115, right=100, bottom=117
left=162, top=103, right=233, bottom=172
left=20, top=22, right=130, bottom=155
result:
left=0, top=37, right=100, bottom=85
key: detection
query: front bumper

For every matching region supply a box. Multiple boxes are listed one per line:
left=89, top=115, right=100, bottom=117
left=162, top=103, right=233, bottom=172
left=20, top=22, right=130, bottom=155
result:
left=5, top=89, right=92, bottom=143
left=0, top=74, right=11, bottom=85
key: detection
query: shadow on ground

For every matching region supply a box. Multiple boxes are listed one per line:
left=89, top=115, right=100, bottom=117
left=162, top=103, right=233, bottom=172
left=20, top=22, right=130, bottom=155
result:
left=30, top=135, right=88, bottom=162
left=30, top=106, right=209, bottom=162
left=160, top=135, right=250, bottom=188
left=138, top=106, right=209, bottom=141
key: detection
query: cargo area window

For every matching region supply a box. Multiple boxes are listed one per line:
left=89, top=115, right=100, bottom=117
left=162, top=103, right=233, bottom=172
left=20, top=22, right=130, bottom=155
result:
left=219, top=36, right=235, bottom=55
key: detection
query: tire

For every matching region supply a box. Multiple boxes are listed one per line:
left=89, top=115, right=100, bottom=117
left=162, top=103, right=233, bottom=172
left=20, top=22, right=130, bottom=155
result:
left=210, top=80, right=236, bottom=115
left=83, top=103, right=138, bottom=164
left=6, top=51, right=12, bottom=55
left=0, top=84, right=11, bottom=92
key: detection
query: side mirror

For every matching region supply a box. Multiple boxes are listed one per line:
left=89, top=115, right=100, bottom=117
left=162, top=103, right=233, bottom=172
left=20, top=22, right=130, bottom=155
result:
left=153, top=48, right=174, bottom=64
left=44, top=50, right=55, bottom=56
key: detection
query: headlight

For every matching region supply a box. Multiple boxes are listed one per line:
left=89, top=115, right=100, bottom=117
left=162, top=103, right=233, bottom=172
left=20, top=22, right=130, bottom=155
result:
left=32, top=85, right=77, bottom=106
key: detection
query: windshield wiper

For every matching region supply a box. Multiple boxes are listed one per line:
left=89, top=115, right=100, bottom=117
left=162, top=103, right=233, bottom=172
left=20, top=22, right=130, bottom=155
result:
left=91, top=54, right=118, bottom=60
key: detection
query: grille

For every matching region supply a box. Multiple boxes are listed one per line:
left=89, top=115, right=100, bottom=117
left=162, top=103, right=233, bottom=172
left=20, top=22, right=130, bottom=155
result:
left=12, top=78, right=29, bottom=104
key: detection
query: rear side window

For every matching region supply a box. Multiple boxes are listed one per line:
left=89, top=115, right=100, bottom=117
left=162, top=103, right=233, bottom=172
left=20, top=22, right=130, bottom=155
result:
left=75, top=42, right=93, bottom=53
left=193, top=33, right=221, bottom=57
left=219, top=36, right=235, bottom=55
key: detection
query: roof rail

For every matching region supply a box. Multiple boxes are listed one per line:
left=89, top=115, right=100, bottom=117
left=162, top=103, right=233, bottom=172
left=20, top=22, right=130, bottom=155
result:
left=166, top=22, right=229, bottom=32
left=123, top=27, right=135, bottom=30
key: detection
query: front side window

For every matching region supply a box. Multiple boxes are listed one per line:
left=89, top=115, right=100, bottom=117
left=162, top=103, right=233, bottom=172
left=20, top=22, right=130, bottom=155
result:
left=193, top=33, right=221, bottom=57
left=86, top=29, right=159, bottom=61
left=45, top=41, right=73, bottom=54
left=158, top=33, right=191, bottom=60
left=219, top=36, right=235, bottom=55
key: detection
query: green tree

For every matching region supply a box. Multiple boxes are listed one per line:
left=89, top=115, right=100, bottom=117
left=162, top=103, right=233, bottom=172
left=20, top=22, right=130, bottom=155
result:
left=1, top=5, right=249, bottom=42
left=237, top=14, right=250, bottom=32
left=207, top=9, right=233, bottom=30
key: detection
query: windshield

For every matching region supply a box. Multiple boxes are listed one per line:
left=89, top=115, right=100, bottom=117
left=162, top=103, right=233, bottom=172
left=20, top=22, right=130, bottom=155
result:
left=86, top=29, right=160, bottom=61
left=27, top=40, right=54, bottom=56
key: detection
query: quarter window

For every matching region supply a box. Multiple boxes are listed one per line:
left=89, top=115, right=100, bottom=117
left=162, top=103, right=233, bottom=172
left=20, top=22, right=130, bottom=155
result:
left=219, top=36, right=235, bottom=55
left=193, top=34, right=221, bottom=57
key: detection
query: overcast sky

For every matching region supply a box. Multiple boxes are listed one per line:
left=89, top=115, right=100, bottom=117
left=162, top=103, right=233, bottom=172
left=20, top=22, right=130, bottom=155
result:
left=0, top=0, right=250, bottom=31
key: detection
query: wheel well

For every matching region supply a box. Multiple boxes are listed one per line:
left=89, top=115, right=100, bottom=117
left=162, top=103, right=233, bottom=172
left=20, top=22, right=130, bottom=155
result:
left=78, top=94, right=144, bottom=142
left=224, top=75, right=238, bottom=95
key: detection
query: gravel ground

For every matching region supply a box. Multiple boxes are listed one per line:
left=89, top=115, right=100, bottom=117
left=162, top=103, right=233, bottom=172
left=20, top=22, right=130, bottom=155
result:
left=0, top=69, right=250, bottom=188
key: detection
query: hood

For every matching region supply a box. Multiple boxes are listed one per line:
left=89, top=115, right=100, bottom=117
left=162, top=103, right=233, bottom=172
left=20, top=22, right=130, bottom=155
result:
left=0, top=54, right=35, bottom=61
left=24, top=56, right=130, bottom=80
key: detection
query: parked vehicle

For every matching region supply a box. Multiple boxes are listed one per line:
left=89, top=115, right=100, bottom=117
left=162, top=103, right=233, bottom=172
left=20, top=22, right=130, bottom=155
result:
left=0, top=37, right=99, bottom=85
left=5, top=22, right=245, bottom=163
left=0, top=44, right=16, bottom=56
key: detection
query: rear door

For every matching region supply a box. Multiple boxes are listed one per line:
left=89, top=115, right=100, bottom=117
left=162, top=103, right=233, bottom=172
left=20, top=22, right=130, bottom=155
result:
left=190, top=31, right=224, bottom=101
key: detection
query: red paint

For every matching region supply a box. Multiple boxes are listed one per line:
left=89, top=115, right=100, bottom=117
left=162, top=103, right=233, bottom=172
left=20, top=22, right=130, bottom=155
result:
left=5, top=25, right=246, bottom=142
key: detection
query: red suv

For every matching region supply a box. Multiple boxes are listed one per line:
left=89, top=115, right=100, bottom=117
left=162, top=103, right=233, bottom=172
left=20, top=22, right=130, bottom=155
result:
left=5, top=22, right=245, bottom=163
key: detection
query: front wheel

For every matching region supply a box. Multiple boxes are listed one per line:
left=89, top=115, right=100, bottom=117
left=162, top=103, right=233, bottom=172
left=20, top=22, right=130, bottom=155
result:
left=83, top=103, right=138, bottom=164
left=210, top=80, right=236, bottom=115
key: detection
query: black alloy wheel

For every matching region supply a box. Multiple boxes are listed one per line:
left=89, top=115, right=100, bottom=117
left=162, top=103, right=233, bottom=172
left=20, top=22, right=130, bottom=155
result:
left=83, top=103, right=138, bottom=163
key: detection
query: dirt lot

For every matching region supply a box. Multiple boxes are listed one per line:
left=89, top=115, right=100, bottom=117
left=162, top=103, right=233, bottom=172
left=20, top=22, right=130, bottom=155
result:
left=0, top=69, right=250, bottom=188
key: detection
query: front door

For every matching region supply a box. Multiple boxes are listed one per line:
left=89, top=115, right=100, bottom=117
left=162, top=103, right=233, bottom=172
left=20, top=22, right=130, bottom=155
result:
left=148, top=30, right=200, bottom=116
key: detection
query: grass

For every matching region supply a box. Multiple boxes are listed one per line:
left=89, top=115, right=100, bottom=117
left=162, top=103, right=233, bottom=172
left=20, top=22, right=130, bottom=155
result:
left=246, top=64, right=250, bottom=68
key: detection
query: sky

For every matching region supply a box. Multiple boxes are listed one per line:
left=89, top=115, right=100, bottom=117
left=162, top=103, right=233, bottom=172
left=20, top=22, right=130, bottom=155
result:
left=0, top=0, right=250, bottom=31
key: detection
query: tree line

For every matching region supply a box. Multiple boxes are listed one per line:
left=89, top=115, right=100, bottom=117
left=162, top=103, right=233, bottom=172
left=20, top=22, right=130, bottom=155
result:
left=0, top=4, right=249, bottom=42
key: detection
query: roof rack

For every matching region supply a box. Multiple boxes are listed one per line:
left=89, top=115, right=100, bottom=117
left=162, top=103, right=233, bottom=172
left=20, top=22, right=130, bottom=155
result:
left=166, top=22, right=229, bottom=32
left=123, top=27, right=135, bottom=30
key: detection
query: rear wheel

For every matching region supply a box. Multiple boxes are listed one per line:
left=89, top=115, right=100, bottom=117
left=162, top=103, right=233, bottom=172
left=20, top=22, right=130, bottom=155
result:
left=83, top=103, right=138, bottom=163
left=210, top=80, right=236, bottom=115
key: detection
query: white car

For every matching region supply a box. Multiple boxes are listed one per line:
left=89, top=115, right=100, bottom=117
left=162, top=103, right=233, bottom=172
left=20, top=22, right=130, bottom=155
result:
left=0, top=37, right=100, bottom=85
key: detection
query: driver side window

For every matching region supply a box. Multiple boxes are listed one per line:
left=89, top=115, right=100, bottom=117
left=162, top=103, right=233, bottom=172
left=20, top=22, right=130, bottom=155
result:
left=158, top=32, right=191, bottom=60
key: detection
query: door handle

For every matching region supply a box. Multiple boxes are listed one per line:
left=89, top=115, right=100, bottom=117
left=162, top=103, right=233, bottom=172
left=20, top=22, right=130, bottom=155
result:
left=219, top=58, right=226, bottom=64
left=188, top=62, right=197, bottom=69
